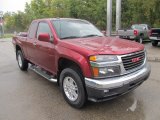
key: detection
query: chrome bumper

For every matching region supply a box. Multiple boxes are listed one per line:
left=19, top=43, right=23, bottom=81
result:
left=85, top=63, right=151, bottom=90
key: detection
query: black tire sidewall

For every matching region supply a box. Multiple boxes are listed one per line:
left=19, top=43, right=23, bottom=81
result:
left=16, top=50, right=28, bottom=70
left=60, top=68, right=86, bottom=108
left=140, top=37, right=143, bottom=43
left=152, top=41, right=158, bottom=46
left=138, top=37, right=143, bottom=44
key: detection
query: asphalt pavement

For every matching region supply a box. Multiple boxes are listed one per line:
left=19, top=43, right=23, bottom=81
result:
left=0, top=39, right=160, bottom=120
left=145, top=42, right=160, bottom=62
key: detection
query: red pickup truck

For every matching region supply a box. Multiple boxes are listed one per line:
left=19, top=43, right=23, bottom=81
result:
left=12, top=18, right=151, bottom=108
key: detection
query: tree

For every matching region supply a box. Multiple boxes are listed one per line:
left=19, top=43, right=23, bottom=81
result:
left=3, top=0, right=160, bottom=33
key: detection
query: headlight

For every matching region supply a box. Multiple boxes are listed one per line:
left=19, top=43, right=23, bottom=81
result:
left=92, top=66, right=121, bottom=78
left=89, top=55, right=120, bottom=78
left=89, top=55, right=118, bottom=62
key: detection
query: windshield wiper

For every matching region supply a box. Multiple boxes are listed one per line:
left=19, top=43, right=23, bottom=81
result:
left=82, top=34, right=102, bottom=38
left=61, top=34, right=102, bottom=39
left=61, top=36, right=80, bottom=39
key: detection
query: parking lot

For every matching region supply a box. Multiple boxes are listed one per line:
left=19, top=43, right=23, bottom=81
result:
left=0, top=39, right=160, bottom=120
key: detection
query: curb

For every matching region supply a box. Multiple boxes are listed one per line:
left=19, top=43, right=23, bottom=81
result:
left=147, top=57, right=160, bottom=62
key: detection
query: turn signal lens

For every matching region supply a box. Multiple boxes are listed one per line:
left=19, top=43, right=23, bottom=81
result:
left=89, top=56, right=97, bottom=61
left=92, top=67, right=99, bottom=77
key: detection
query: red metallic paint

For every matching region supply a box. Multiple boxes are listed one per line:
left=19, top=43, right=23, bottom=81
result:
left=58, top=37, right=144, bottom=55
left=132, top=57, right=141, bottom=63
left=38, top=33, right=50, bottom=42
left=12, top=19, right=144, bottom=78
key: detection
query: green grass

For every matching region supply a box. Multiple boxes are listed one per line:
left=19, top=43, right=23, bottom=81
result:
left=0, top=34, right=14, bottom=39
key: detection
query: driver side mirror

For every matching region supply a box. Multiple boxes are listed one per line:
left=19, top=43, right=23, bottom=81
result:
left=38, top=33, right=50, bottom=42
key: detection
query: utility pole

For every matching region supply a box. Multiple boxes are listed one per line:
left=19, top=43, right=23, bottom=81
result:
left=116, top=0, right=122, bottom=31
left=107, top=0, right=112, bottom=36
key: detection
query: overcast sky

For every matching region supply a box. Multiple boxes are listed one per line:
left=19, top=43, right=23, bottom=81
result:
left=0, top=0, right=31, bottom=13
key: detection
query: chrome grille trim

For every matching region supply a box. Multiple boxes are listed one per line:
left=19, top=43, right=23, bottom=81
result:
left=121, top=50, right=146, bottom=71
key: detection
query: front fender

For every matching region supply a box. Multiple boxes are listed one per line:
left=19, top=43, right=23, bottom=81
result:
left=56, top=47, right=92, bottom=78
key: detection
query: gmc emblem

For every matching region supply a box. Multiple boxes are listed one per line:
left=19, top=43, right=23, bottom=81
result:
left=132, top=57, right=141, bottom=63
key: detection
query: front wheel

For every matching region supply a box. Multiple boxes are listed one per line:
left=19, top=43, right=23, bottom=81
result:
left=152, top=41, right=158, bottom=46
left=16, top=50, right=28, bottom=71
left=59, top=68, right=86, bottom=108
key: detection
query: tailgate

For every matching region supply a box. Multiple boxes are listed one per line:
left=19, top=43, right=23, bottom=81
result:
left=118, top=30, right=134, bottom=36
left=150, top=29, right=160, bottom=40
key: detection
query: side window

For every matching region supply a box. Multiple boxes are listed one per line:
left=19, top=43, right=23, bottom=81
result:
left=28, top=21, right=38, bottom=39
left=36, top=22, right=53, bottom=40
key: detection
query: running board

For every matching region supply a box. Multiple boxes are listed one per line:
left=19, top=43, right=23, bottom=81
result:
left=30, top=65, right=57, bottom=83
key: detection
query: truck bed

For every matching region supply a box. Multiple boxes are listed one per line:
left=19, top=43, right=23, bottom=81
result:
left=118, top=29, right=135, bottom=39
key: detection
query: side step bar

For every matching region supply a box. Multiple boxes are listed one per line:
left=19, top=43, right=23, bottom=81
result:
left=30, top=65, right=57, bottom=83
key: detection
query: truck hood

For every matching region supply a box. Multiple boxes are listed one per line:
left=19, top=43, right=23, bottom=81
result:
left=59, top=37, right=144, bottom=56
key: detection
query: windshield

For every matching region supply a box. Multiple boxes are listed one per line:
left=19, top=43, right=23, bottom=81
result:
left=132, top=24, right=146, bottom=30
left=52, top=19, right=103, bottom=39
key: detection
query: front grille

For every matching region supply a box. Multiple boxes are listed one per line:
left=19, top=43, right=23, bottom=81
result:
left=121, top=51, right=145, bottom=71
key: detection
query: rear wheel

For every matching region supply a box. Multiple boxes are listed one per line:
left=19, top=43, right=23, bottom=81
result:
left=60, top=67, right=86, bottom=108
left=152, top=41, right=158, bottom=46
left=137, top=36, right=143, bottom=44
left=16, top=50, right=28, bottom=71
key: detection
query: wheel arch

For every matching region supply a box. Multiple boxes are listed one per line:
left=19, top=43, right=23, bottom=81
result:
left=15, top=45, right=26, bottom=60
left=16, top=45, right=22, bottom=59
left=57, top=57, right=88, bottom=103
left=57, top=57, right=84, bottom=82
left=140, top=33, right=144, bottom=37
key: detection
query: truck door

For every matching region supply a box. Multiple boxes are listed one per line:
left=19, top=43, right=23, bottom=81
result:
left=35, top=21, right=56, bottom=74
left=26, top=21, right=38, bottom=64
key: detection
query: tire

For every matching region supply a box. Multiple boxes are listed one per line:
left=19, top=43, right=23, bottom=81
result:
left=59, top=67, right=86, bottom=108
left=152, top=41, right=158, bottom=46
left=137, top=36, right=143, bottom=44
left=16, top=50, right=28, bottom=71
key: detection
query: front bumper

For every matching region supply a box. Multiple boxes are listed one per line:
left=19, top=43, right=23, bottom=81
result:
left=85, top=63, right=151, bottom=102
